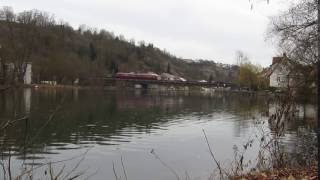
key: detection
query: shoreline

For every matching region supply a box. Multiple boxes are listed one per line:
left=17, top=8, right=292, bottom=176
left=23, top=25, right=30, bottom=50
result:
left=21, top=84, right=271, bottom=94
left=232, top=162, right=318, bottom=180
left=1, top=84, right=315, bottom=99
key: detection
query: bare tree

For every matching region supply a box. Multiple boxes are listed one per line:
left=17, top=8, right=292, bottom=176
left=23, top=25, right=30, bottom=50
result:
left=267, top=0, right=318, bottom=66
left=235, top=50, right=249, bottom=66
left=0, top=7, right=56, bottom=84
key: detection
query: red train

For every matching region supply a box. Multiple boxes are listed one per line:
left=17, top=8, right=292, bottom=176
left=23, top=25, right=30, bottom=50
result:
left=115, top=72, right=161, bottom=81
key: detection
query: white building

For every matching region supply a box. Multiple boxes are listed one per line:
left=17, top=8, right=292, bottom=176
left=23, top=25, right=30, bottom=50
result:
left=160, top=73, right=186, bottom=81
left=160, top=73, right=176, bottom=81
left=266, top=55, right=302, bottom=88
left=269, top=57, right=291, bottom=88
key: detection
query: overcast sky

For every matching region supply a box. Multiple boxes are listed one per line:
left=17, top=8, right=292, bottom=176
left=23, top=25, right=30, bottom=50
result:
left=2, top=0, right=291, bottom=66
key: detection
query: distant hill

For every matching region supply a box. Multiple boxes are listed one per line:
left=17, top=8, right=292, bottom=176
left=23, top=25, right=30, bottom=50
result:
left=0, top=7, right=238, bottom=85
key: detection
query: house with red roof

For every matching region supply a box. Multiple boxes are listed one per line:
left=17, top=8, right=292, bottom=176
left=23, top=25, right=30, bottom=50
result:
left=264, top=54, right=304, bottom=88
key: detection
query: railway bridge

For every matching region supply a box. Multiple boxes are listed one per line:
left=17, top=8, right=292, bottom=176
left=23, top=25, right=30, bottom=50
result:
left=103, top=77, right=236, bottom=90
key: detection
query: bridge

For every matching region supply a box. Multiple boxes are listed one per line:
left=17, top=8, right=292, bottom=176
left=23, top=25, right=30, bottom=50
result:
left=102, top=77, right=237, bottom=89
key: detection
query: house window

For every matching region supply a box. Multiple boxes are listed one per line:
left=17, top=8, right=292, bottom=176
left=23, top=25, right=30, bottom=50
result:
left=277, top=77, right=281, bottom=82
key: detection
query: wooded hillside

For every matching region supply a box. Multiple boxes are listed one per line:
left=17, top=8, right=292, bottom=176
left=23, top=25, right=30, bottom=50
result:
left=0, top=7, right=239, bottom=85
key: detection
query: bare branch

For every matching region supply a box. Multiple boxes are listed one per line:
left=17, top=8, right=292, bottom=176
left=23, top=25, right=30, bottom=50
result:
left=120, top=156, right=128, bottom=180
left=202, top=129, right=224, bottom=179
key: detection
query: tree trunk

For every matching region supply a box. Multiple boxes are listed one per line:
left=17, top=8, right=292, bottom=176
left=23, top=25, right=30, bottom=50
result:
left=317, top=0, right=319, bottom=142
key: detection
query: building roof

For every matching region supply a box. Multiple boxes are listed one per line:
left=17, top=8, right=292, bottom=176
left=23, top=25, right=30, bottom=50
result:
left=263, top=54, right=294, bottom=77
left=272, top=57, right=283, bottom=65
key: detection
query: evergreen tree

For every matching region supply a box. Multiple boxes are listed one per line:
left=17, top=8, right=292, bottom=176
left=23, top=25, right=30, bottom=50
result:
left=111, top=60, right=118, bottom=76
left=208, top=74, right=213, bottom=82
left=166, top=63, right=171, bottom=74
left=89, top=43, right=97, bottom=61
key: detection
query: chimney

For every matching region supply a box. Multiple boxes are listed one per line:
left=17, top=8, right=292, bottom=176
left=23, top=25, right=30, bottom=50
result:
left=283, top=52, right=287, bottom=58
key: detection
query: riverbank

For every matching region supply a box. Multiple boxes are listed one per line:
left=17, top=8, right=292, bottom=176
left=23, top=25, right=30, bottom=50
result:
left=1, top=84, right=314, bottom=101
left=6, top=83, right=271, bottom=93
left=29, top=84, right=106, bottom=90
left=28, top=84, right=275, bottom=97
left=1, top=84, right=107, bottom=90
left=232, top=162, right=318, bottom=180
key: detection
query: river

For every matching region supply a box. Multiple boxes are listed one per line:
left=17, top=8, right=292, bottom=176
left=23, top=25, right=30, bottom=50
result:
left=0, top=88, right=316, bottom=180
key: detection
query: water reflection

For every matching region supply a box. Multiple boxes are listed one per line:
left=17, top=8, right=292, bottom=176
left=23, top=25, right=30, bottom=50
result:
left=0, top=88, right=316, bottom=179
left=24, top=88, right=31, bottom=113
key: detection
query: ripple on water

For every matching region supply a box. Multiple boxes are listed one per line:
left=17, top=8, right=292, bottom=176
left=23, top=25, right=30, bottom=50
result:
left=0, top=89, right=315, bottom=180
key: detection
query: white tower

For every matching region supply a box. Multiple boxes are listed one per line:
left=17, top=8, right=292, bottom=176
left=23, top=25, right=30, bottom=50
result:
left=24, top=62, right=32, bottom=84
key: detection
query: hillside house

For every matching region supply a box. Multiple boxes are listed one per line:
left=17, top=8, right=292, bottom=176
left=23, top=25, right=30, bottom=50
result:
left=160, top=73, right=176, bottom=81
left=160, top=73, right=186, bottom=81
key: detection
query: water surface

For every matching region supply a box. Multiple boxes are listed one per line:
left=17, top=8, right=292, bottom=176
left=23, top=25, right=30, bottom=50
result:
left=0, top=88, right=316, bottom=179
